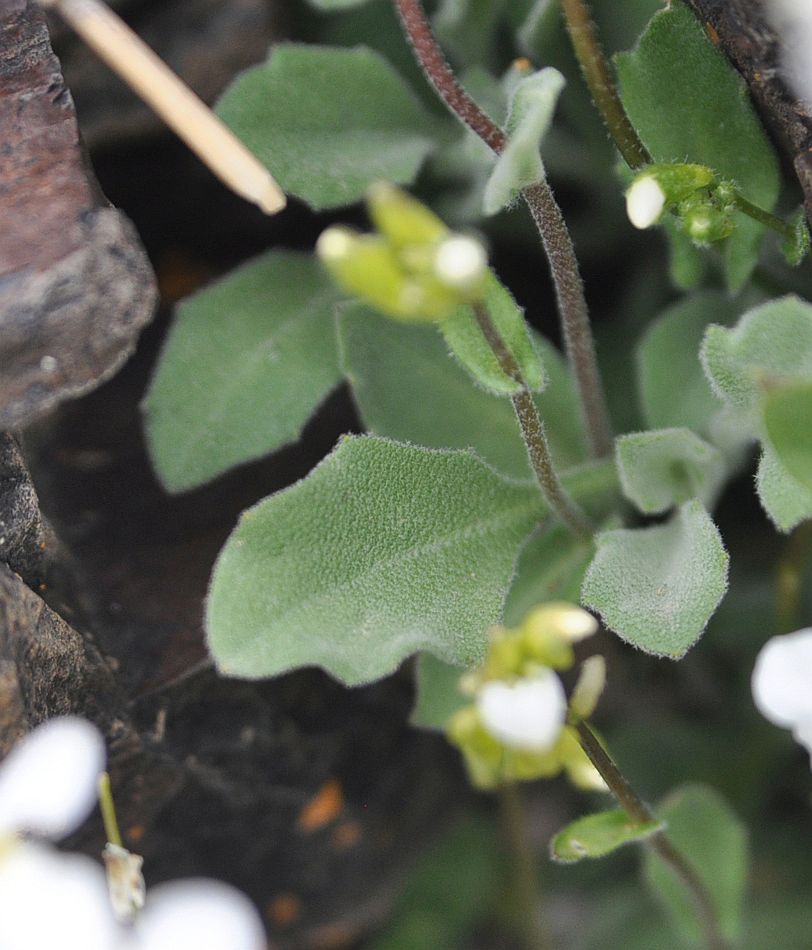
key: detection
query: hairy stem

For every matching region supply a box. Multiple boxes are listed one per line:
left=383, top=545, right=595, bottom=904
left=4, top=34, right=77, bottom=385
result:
left=574, top=720, right=728, bottom=950
left=391, top=0, right=613, bottom=459
left=472, top=302, right=592, bottom=538
left=730, top=190, right=795, bottom=240
left=499, top=782, right=550, bottom=950
left=560, top=0, right=650, bottom=169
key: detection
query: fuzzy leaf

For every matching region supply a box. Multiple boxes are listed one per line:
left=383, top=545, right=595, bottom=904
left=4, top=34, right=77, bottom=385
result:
left=637, top=291, right=740, bottom=435
left=700, top=296, right=812, bottom=412
left=616, top=428, right=727, bottom=514
left=581, top=500, right=728, bottom=658
left=483, top=68, right=565, bottom=215
left=434, top=0, right=509, bottom=67
left=762, top=382, right=812, bottom=492
left=440, top=274, right=545, bottom=395
left=616, top=1, right=780, bottom=290
left=411, top=654, right=468, bottom=730
left=142, top=252, right=344, bottom=493
left=339, top=304, right=586, bottom=477
left=206, top=437, right=542, bottom=685
left=756, top=445, right=812, bottom=533
left=643, top=784, right=747, bottom=945
left=551, top=810, right=664, bottom=864
left=216, top=44, right=437, bottom=210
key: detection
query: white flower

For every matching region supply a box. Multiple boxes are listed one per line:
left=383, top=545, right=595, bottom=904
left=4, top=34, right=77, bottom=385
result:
left=0, top=718, right=266, bottom=950
left=129, top=880, right=267, bottom=950
left=752, top=628, right=812, bottom=761
left=432, top=235, right=487, bottom=292
left=0, top=843, right=120, bottom=950
left=0, top=716, right=105, bottom=839
left=626, top=176, right=666, bottom=229
left=477, top=669, right=567, bottom=751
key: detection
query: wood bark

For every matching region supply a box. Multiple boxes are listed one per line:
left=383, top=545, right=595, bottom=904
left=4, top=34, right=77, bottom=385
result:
left=683, top=0, right=812, bottom=223
left=0, top=0, right=156, bottom=431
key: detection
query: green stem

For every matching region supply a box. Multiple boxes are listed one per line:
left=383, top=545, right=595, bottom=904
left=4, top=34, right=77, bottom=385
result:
left=473, top=302, right=593, bottom=538
left=729, top=190, right=795, bottom=240
left=573, top=720, right=729, bottom=950
left=559, top=0, right=650, bottom=169
left=499, top=782, right=550, bottom=950
left=390, top=0, right=613, bottom=460
left=98, top=771, right=123, bottom=847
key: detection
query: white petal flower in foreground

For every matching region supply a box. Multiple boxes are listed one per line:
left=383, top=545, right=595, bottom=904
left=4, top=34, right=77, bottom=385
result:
left=477, top=670, right=567, bottom=751
left=0, top=716, right=105, bottom=839
left=131, top=880, right=266, bottom=950
left=752, top=628, right=812, bottom=760
left=626, top=176, right=666, bottom=229
left=0, top=842, right=119, bottom=950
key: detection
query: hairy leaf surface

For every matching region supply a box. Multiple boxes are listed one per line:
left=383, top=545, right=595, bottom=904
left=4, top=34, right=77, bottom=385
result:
left=143, top=252, right=343, bottom=492
left=582, top=500, right=728, bottom=658
left=207, top=437, right=542, bottom=685
left=216, top=45, right=437, bottom=210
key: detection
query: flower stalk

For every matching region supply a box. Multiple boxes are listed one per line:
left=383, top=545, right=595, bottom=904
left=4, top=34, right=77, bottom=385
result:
left=559, top=0, right=650, bottom=169
left=472, top=302, right=592, bottom=538
left=391, top=0, right=613, bottom=460
left=573, top=719, right=728, bottom=950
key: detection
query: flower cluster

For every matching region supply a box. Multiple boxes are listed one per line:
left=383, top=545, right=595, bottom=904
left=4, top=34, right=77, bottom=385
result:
left=0, top=717, right=266, bottom=950
left=447, top=603, right=608, bottom=791
left=316, top=182, right=488, bottom=322
left=625, top=162, right=736, bottom=245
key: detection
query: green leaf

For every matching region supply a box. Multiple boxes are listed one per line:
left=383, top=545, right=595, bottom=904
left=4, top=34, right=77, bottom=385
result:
left=616, top=1, right=780, bottom=290
left=434, top=0, right=509, bottom=67
left=701, top=295, right=812, bottom=412
left=339, top=304, right=587, bottom=478
left=581, top=499, right=729, bottom=658
left=142, top=252, right=344, bottom=493
left=483, top=67, right=565, bottom=215
left=216, top=44, right=437, bottom=210
left=616, top=428, right=727, bottom=514
left=206, top=437, right=542, bottom=685
left=756, top=444, right=812, bottom=533
left=643, top=784, right=748, bottom=945
left=637, top=291, right=741, bottom=436
left=763, top=382, right=812, bottom=492
left=369, top=817, right=500, bottom=950
left=411, top=654, right=467, bottom=730
left=440, top=273, right=545, bottom=395
left=662, top=216, right=706, bottom=290
left=503, top=522, right=593, bottom=626
left=550, top=810, right=664, bottom=864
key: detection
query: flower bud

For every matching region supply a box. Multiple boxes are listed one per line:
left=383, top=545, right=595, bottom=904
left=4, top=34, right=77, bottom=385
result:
left=626, top=163, right=716, bottom=229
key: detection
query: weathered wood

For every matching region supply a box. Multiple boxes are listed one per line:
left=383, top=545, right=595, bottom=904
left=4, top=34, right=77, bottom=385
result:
left=683, top=0, right=812, bottom=223
left=0, top=0, right=156, bottom=430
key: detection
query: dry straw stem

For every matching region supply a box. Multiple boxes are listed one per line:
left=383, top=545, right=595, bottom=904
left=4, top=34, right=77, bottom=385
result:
left=36, top=0, right=286, bottom=215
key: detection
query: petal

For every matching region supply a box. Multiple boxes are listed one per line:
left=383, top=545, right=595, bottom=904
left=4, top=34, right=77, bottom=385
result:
left=0, top=717, right=106, bottom=839
left=0, top=842, right=118, bottom=950
left=477, top=671, right=567, bottom=751
left=134, top=880, right=265, bottom=950
left=752, top=629, right=812, bottom=730
left=626, top=176, right=666, bottom=229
